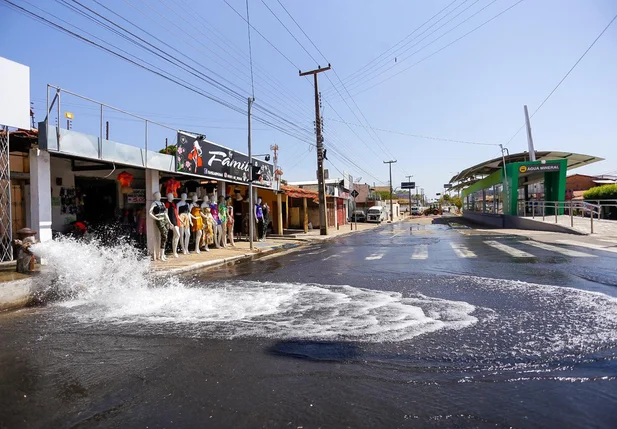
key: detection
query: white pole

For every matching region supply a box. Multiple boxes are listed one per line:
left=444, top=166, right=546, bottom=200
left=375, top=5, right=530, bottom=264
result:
left=524, top=105, right=536, bottom=161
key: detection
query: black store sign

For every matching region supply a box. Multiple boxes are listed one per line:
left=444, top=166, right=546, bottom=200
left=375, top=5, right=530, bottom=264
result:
left=518, top=163, right=561, bottom=175
left=176, top=132, right=274, bottom=187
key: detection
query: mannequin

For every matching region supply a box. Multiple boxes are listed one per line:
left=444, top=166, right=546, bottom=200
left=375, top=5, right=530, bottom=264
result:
left=226, top=195, right=236, bottom=247
left=165, top=192, right=180, bottom=258
left=209, top=194, right=223, bottom=249
left=176, top=193, right=192, bottom=255
left=202, top=204, right=216, bottom=249
left=199, top=202, right=212, bottom=251
left=218, top=195, right=228, bottom=248
left=149, top=192, right=173, bottom=261
left=189, top=195, right=203, bottom=253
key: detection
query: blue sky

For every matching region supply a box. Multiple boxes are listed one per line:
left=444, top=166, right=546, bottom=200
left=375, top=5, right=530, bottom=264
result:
left=1, top=0, right=616, bottom=199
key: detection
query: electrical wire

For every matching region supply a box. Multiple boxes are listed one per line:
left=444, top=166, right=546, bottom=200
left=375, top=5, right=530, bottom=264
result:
left=504, top=11, right=617, bottom=147
left=342, top=0, right=525, bottom=99
left=246, top=0, right=256, bottom=98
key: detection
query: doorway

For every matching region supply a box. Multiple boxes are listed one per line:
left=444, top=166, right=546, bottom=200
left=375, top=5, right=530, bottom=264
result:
left=75, top=177, right=118, bottom=227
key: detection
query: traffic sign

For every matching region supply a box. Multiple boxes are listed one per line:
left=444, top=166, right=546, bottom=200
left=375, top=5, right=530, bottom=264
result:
left=351, top=189, right=359, bottom=198
left=401, top=181, right=415, bottom=189
left=444, top=184, right=452, bottom=189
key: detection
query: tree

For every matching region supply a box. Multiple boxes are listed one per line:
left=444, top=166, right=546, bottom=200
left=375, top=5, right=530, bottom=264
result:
left=159, top=145, right=177, bottom=156
left=376, top=190, right=392, bottom=200
left=451, top=196, right=463, bottom=210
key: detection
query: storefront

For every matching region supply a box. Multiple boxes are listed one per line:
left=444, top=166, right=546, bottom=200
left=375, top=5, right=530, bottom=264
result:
left=450, top=151, right=602, bottom=224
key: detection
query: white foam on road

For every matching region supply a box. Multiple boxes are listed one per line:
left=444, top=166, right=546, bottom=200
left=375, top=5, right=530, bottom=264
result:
left=449, top=242, right=477, bottom=258
left=365, top=252, right=385, bottom=260
left=522, top=241, right=595, bottom=258
left=484, top=240, right=534, bottom=258
left=411, top=244, right=428, bottom=260
left=557, top=240, right=617, bottom=254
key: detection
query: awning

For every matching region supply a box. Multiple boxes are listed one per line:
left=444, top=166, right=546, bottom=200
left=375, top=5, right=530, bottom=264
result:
left=449, top=151, right=604, bottom=185
left=281, top=184, right=319, bottom=200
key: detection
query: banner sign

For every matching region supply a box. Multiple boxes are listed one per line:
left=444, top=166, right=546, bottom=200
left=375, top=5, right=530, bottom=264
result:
left=401, top=181, right=416, bottom=189
left=176, top=132, right=274, bottom=188
left=518, top=163, right=560, bottom=175
left=127, top=189, right=146, bottom=204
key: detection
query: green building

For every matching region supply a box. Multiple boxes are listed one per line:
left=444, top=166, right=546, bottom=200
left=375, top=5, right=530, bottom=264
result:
left=449, top=151, right=602, bottom=226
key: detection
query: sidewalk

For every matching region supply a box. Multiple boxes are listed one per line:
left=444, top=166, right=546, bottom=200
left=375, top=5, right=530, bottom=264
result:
left=529, top=215, right=617, bottom=238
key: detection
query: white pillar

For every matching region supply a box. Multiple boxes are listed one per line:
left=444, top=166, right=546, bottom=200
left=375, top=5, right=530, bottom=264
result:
left=333, top=198, right=338, bottom=227
left=29, top=148, right=52, bottom=242
left=145, top=168, right=160, bottom=257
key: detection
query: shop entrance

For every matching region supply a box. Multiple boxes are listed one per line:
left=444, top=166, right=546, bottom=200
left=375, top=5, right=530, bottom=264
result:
left=75, top=176, right=117, bottom=227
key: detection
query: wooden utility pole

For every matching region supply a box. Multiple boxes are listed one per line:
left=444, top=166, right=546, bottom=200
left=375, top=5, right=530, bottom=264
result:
left=300, top=64, right=331, bottom=235
left=384, top=160, right=397, bottom=222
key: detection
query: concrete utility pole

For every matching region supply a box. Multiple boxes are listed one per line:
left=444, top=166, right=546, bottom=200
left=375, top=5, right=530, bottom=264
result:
left=300, top=64, right=331, bottom=235
left=248, top=96, right=255, bottom=250
left=384, top=160, right=397, bottom=222
left=524, top=105, right=536, bottom=161
left=406, top=175, right=413, bottom=214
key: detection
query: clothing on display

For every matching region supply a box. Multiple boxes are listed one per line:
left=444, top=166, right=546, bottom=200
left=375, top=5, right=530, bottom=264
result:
left=178, top=204, right=191, bottom=229
left=165, top=179, right=181, bottom=197
left=191, top=206, right=203, bottom=232
left=165, top=201, right=179, bottom=226
left=210, top=203, right=220, bottom=225
left=152, top=201, right=171, bottom=248
left=202, top=210, right=215, bottom=245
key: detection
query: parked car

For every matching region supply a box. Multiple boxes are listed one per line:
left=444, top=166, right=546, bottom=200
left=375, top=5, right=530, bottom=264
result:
left=410, top=206, right=421, bottom=216
left=366, top=206, right=387, bottom=223
left=350, top=210, right=366, bottom=222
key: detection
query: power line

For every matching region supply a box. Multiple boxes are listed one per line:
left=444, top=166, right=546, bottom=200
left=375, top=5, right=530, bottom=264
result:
left=328, top=0, right=461, bottom=89
left=324, top=117, right=498, bottom=146
left=504, top=11, right=617, bottom=147
left=245, top=0, right=256, bottom=98
left=343, top=0, right=525, bottom=99
left=327, top=0, right=482, bottom=95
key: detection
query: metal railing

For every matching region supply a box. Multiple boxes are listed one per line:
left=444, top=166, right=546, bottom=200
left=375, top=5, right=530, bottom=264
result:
left=516, top=200, right=617, bottom=234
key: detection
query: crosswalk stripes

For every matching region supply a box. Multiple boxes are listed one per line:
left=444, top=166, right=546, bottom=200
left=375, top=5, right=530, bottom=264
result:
left=449, top=242, right=477, bottom=258
left=355, top=239, right=613, bottom=262
left=556, top=240, right=617, bottom=254
left=522, top=241, right=595, bottom=257
left=411, top=244, right=428, bottom=260
left=484, top=240, right=534, bottom=258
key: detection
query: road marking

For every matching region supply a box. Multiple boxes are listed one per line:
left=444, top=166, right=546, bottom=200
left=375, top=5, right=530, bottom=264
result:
left=522, top=241, right=595, bottom=258
left=365, top=252, right=385, bottom=260
left=322, top=254, right=341, bottom=261
left=449, top=242, right=477, bottom=258
left=411, top=244, right=428, bottom=260
left=556, top=240, right=617, bottom=254
left=597, top=238, right=617, bottom=244
left=484, top=240, right=534, bottom=258
left=307, top=249, right=327, bottom=255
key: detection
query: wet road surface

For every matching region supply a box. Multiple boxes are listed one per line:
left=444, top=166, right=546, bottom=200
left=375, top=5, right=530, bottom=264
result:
left=1, top=219, right=617, bottom=428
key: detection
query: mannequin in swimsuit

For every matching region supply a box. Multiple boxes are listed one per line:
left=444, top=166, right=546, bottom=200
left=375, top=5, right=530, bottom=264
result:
left=165, top=192, right=181, bottom=258
left=209, top=193, right=223, bottom=249
left=189, top=195, right=203, bottom=253
left=176, top=193, right=192, bottom=255
left=149, top=191, right=173, bottom=261
left=199, top=201, right=211, bottom=251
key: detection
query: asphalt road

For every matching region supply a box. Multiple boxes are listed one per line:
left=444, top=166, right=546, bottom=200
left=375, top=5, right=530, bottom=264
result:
left=1, top=218, right=617, bottom=428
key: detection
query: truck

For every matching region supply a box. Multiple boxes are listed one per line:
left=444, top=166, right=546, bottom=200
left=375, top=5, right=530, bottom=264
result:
left=366, top=206, right=387, bottom=223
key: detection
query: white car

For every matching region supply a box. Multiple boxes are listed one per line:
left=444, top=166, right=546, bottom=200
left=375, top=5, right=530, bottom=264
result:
left=366, top=206, right=387, bottom=223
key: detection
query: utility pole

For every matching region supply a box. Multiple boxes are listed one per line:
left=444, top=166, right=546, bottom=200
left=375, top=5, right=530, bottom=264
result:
left=248, top=96, right=255, bottom=250
left=384, top=160, right=397, bottom=222
left=271, top=143, right=283, bottom=235
left=523, top=105, right=536, bottom=161
left=406, top=175, right=413, bottom=215
left=300, top=64, right=331, bottom=235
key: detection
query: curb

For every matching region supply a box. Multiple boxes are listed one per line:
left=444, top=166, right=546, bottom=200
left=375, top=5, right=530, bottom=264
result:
left=154, top=242, right=301, bottom=276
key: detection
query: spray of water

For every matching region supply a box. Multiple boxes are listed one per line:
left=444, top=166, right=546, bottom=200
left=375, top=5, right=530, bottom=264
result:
left=30, top=238, right=479, bottom=341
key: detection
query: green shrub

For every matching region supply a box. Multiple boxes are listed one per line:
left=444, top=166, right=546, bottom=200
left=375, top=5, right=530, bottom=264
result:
left=583, top=184, right=617, bottom=200
left=159, top=145, right=177, bottom=155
